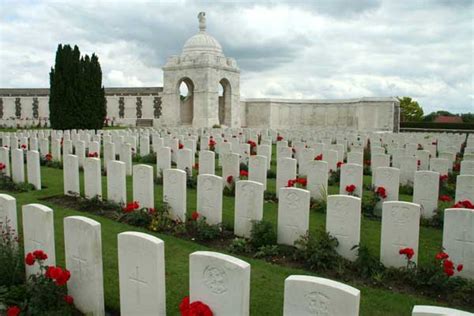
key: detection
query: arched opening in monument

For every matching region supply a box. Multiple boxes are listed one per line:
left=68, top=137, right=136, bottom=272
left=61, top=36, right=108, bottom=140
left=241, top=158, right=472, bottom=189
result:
left=218, top=78, right=231, bottom=126
left=178, top=78, right=194, bottom=125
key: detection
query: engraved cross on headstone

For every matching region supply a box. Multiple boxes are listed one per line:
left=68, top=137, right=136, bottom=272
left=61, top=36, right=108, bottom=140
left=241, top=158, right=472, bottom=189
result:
left=129, top=266, right=148, bottom=304
left=72, top=255, right=87, bottom=280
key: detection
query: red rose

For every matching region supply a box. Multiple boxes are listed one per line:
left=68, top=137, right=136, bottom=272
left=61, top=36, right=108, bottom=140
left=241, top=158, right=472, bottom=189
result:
left=417, top=160, right=421, bottom=166
left=7, top=306, right=21, bottom=316
left=189, top=301, right=213, bottom=316
left=179, top=143, right=184, bottom=149
left=453, top=200, right=474, bottom=209
left=457, top=264, right=463, bottom=272
left=33, top=250, right=48, bottom=261
left=286, top=179, right=295, bottom=187
left=439, top=195, right=452, bottom=202
left=399, top=247, right=415, bottom=260
left=444, top=266, right=454, bottom=277
left=64, top=295, right=74, bottom=305
left=314, top=154, right=323, bottom=161
left=443, top=259, right=454, bottom=270
left=337, top=161, right=343, bottom=168
left=453, top=163, right=460, bottom=172
left=247, top=140, right=256, bottom=148
left=226, top=175, right=233, bottom=184
left=191, top=211, right=199, bottom=221
left=240, top=170, right=248, bottom=178
left=439, top=175, right=448, bottom=182
left=435, top=252, right=449, bottom=260
left=25, top=252, right=35, bottom=266
left=21, top=144, right=27, bottom=149
left=277, top=135, right=283, bottom=141
left=179, top=296, right=190, bottom=315
left=345, top=184, right=356, bottom=193
left=376, top=187, right=387, bottom=199
left=193, top=163, right=199, bottom=170
left=296, top=178, right=307, bottom=187
left=55, top=268, right=71, bottom=286
left=0, top=163, right=6, bottom=170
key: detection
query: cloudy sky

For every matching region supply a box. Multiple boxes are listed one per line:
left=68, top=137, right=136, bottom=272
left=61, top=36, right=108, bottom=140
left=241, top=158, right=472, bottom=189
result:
left=0, top=0, right=472, bottom=113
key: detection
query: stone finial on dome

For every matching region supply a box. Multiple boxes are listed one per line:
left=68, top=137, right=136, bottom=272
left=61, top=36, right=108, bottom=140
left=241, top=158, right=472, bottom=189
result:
left=198, top=12, right=206, bottom=32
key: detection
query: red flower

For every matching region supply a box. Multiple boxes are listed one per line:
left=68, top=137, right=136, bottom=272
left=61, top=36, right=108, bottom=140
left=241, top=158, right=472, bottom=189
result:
left=148, top=208, right=156, bottom=214
left=375, top=186, right=387, bottom=199
left=439, top=195, right=452, bottom=202
left=336, top=161, right=343, bottom=168
left=179, top=143, right=184, bottom=149
left=55, top=268, right=71, bottom=286
left=314, top=154, right=323, bottom=161
left=247, top=140, right=257, bottom=148
left=439, top=175, right=448, bottom=182
left=345, top=184, right=356, bottom=193
left=0, top=163, right=6, bottom=171
left=240, top=170, right=248, bottom=178
left=123, top=201, right=140, bottom=213
left=277, top=135, right=283, bottom=141
left=6, top=306, right=21, bottom=316
left=417, top=160, right=421, bottom=166
left=286, top=179, right=295, bottom=187
left=45, top=266, right=70, bottom=286
left=179, top=296, right=190, bottom=314
left=399, top=247, right=415, bottom=260
left=33, top=250, right=48, bottom=261
left=453, top=163, right=460, bottom=172
left=193, top=163, right=199, bottom=170
left=435, top=252, right=449, bottom=260
left=25, top=252, right=35, bottom=266
left=457, top=264, right=463, bottom=272
left=179, top=296, right=213, bottom=316
left=444, top=267, right=454, bottom=276
left=443, top=259, right=454, bottom=270
left=226, top=175, right=233, bottom=184
left=453, top=200, right=474, bottom=209
left=296, top=177, right=307, bottom=187
left=191, top=211, right=200, bottom=221
left=64, top=295, right=74, bottom=305
left=45, top=153, right=53, bottom=161
left=21, top=144, right=27, bottom=149
left=87, top=152, right=98, bottom=158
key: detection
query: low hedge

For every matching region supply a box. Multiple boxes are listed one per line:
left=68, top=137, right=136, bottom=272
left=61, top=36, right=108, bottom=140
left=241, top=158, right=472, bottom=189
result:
left=401, top=122, right=474, bottom=130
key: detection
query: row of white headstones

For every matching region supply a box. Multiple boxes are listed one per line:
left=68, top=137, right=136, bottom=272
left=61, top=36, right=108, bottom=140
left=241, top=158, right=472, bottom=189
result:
left=0, top=137, right=474, bottom=277
left=0, top=194, right=472, bottom=316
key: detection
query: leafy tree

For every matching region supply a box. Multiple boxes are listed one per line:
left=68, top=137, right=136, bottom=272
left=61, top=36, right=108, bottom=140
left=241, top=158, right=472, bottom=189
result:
left=461, top=113, right=474, bottom=123
left=49, top=44, right=106, bottom=130
left=397, top=97, right=424, bottom=122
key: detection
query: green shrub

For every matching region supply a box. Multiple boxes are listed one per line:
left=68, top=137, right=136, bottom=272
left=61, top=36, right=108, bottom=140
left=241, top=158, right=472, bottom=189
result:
left=228, top=238, right=252, bottom=254
left=399, top=184, right=413, bottom=195
left=186, top=216, right=222, bottom=241
left=119, top=208, right=153, bottom=227
left=310, top=198, right=326, bottom=213
left=0, top=175, right=35, bottom=192
left=361, top=190, right=378, bottom=218
left=250, top=220, right=276, bottom=249
left=254, top=245, right=279, bottom=259
left=263, top=191, right=278, bottom=202
left=0, top=222, right=24, bottom=287
left=294, top=232, right=341, bottom=271
left=148, top=203, right=175, bottom=232
left=352, top=245, right=384, bottom=279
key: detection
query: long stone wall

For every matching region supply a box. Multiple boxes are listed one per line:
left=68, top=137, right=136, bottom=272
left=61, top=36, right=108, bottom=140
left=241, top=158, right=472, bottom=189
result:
left=241, top=97, right=399, bottom=132
left=0, top=88, right=399, bottom=131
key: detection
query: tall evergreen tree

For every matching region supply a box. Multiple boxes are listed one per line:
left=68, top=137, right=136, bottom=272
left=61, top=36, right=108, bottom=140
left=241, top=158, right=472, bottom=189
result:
left=49, top=44, right=106, bottom=130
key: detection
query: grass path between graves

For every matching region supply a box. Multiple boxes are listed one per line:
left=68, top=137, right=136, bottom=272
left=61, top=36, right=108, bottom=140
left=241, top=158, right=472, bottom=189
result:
left=3, top=165, right=468, bottom=316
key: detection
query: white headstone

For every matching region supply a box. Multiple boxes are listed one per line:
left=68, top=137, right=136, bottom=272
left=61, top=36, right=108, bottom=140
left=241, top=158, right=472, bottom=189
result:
left=156, top=147, right=171, bottom=177
left=133, top=164, right=154, bottom=209
left=22, top=204, right=56, bottom=277
left=412, top=305, right=473, bottom=316
left=64, top=154, right=80, bottom=196
left=11, top=148, right=25, bottom=183
left=107, top=160, right=127, bottom=204
left=199, top=150, right=215, bottom=175
left=234, top=180, right=264, bottom=238
left=103, top=142, right=116, bottom=173
left=222, top=152, right=240, bottom=186
left=461, top=160, right=474, bottom=175
left=177, top=148, right=193, bottom=176
left=374, top=167, right=400, bottom=201
left=84, top=158, right=102, bottom=199
left=278, top=187, right=310, bottom=246
left=413, top=171, right=439, bottom=218
left=118, top=232, right=166, bottom=316
left=443, top=208, right=474, bottom=279
left=0, top=194, right=17, bottom=236
left=64, top=216, right=104, bottom=316
left=283, top=275, right=360, bottom=316
left=197, top=174, right=223, bottom=225
left=326, top=195, right=361, bottom=261
left=380, top=201, right=420, bottom=268
left=277, top=158, right=297, bottom=197
left=455, top=175, right=474, bottom=203
left=307, top=161, right=328, bottom=200
left=339, top=163, right=363, bottom=197
left=163, top=169, right=187, bottom=222
left=26, top=150, right=41, bottom=190
left=0, top=147, right=10, bottom=177
left=248, top=155, right=268, bottom=190
left=190, top=251, right=250, bottom=316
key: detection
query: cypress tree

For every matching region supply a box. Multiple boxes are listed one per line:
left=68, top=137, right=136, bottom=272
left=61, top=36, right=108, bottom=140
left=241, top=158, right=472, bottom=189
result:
left=49, top=44, right=106, bottom=130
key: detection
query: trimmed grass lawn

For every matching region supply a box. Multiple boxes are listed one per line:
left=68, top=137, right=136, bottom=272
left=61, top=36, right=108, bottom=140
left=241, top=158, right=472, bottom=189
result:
left=4, top=153, right=468, bottom=315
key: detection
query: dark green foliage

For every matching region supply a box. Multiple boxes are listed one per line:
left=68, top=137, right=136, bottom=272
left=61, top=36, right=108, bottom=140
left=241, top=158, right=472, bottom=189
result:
left=397, top=96, right=424, bottom=122
left=294, top=232, right=341, bottom=271
left=263, top=191, right=277, bottom=202
left=228, top=238, right=252, bottom=254
left=352, top=245, right=385, bottom=279
left=401, top=121, right=474, bottom=130
left=149, top=203, right=175, bottom=232
left=49, top=44, right=106, bottom=130
left=310, top=198, right=326, bottom=213
left=132, top=153, right=156, bottom=164
left=186, top=217, right=221, bottom=241
left=119, top=208, right=153, bottom=227
left=361, top=191, right=378, bottom=218
left=250, top=220, right=276, bottom=249
left=0, top=174, right=35, bottom=192
left=0, top=223, right=24, bottom=287
left=399, top=184, right=414, bottom=195
left=253, top=245, right=279, bottom=259
left=239, top=162, right=248, bottom=172
left=266, top=169, right=276, bottom=178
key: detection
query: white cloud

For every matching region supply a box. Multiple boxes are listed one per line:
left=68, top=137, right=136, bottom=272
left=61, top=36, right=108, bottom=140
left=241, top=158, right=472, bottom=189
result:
left=0, top=0, right=472, bottom=113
